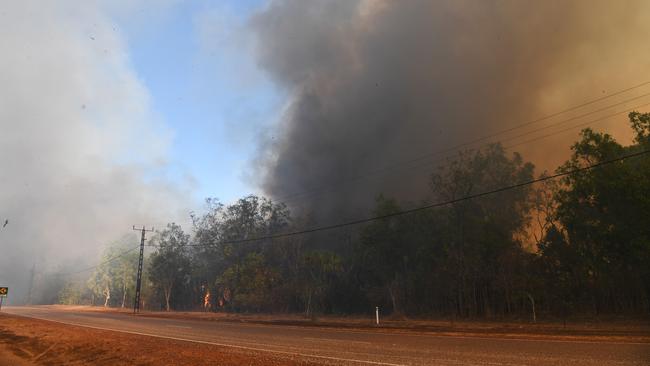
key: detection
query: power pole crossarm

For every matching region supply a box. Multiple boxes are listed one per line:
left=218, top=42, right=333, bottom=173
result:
left=132, top=225, right=154, bottom=314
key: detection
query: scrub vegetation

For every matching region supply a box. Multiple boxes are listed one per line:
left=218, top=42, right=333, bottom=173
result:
left=58, top=113, right=650, bottom=319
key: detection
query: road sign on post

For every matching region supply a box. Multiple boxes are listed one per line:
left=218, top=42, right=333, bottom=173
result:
left=0, top=287, right=7, bottom=311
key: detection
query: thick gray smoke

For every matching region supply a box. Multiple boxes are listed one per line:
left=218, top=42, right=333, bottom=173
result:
left=252, top=0, right=650, bottom=220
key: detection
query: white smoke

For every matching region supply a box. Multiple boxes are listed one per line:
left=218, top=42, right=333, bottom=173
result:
left=0, top=1, right=191, bottom=302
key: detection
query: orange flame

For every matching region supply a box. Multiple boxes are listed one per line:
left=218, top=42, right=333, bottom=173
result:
left=203, top=289, right=211, bottom=310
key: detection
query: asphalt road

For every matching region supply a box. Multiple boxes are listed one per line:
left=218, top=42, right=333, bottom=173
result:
left=3, top=306, right=649, bottom=366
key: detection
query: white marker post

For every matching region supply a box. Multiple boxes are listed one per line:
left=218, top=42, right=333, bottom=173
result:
left=375, top=306, right=380, bottom=326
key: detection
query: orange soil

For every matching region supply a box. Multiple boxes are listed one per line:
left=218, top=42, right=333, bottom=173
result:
left=0, top=313, right=324, bottom=366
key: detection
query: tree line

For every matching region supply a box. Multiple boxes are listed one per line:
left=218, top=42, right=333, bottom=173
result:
left=57, top=112, right=650, bottom=319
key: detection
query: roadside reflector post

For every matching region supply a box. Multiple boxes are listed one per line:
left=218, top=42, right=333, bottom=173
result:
left=376, top=306, right=380, bottom=326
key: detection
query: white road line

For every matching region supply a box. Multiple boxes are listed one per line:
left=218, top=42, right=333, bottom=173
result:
left=6, top=308, right=650, bottom=346
left=7, top=312, right=407, bottom=366
left=165, top=325, right=193, bottom=329
left=303, top=336, right=372, bottom=345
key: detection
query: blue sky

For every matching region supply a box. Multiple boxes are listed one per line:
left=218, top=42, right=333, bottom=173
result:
left=116, top=0, right=280, bottom=204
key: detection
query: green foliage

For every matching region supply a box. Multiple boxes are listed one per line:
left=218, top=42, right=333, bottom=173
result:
left=191, top=196, right=291, bottom=311
left=216, top=252, right=280, bottom=312
left=58, top=282, right=86, bottom=305
left=69, top=111, right=650, bottom=318
left=353, top=144, right=536, bottom=317
left=300, top=250, right=342, bottom=316
left=630, top=111, right=650, bottom=144
left=85, top=237, right=139, bottom=307
left=55, top=236, right=139, bottom=307
left=148, top=223, right=192, bottom=311
left=549, top=114, right=650, bottom=314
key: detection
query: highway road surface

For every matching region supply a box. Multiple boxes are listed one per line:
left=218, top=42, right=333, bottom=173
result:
left=4, top=306, right=649, bottom=365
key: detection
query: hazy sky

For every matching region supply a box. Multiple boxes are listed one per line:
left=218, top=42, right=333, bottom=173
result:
left=117, top=0, right=277, bottom=203
left=0, top=0, right=276, bottom=300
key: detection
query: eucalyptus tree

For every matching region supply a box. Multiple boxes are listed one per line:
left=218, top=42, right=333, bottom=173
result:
left=148, top=223, right=192, bottom=311
left=552, top=112, right=650, bottom=314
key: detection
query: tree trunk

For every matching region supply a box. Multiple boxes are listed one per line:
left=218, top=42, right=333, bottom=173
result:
left=526, top=292, right=536, bottom=323
left=457, top=284, right=464, bottom=317
left=121, top=283, right=127, bottom=308
left=165, top=287, right=172, bottom=311
left=388, top=281, right=400, bottom=315
left=103, top=286, right=110, bottom=307
left=472, top=282, right=478, bottom=317
left=505, top=280, right=512, bottom=315
left=305, top=290, right=312, bottom=317
left=483, top=285, right=491, bottom=318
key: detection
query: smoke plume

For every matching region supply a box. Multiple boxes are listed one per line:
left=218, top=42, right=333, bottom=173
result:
left=252, top=0, right=650, bottom=220
left=0, top=1, right=190, bottom=303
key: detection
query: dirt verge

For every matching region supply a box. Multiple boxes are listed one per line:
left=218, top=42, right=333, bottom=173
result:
left=0, top=313, right=325, bottom=365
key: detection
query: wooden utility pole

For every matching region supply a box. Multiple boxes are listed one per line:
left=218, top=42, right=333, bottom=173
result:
left=132, top=226, right=153, bottom=314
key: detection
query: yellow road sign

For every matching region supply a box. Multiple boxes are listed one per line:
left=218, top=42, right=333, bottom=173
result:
left=0, top=287, right=7, bottom=297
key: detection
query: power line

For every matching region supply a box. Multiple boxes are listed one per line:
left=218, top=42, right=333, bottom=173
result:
left=393, top=101, right=650, bottom=177
left=54, top=85, right=650, bottom=272
left=269, top=83, right=650, bottom=205
left=183, top=149, right=650, bottom=247
left=505, top=102, right=650, bottom=150
left=501, top=100, right=650, bottom=147
left=277, top=99, right=650, bottom=206
left=51, top=245, right=141, bottom=277
left=61, top=106, right=650, bottom=270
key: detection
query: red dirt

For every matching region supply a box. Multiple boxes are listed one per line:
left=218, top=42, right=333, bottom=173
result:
left=0, top=313, right=325, bottom=365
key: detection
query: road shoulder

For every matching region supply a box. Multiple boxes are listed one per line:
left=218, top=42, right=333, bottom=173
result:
left=0, top=313, right=325, bottom=365
left=31, top=305, right=650, bottom=344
